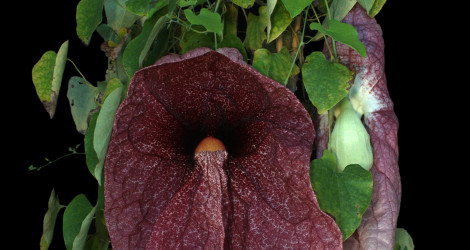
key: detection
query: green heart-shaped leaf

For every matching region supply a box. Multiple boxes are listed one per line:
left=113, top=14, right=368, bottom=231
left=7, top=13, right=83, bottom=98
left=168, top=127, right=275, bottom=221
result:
left=244, top=6, right=267, bottom=50
left=67, top=77, right=99, bottom=134
left=310, top=19, right=366, bottom=58
left=184, top=8, right=223, bottom=35
left=253, top=47, right=299, bottom=85
left=267, top=1, right=293, bottom=43
left=76, top=0, right=103, bottom=45
left=310, top=150, right=373, bottom=241
left=63, top=194, right=96, bottom=250
left=32, top=40, right=68, bottom=118
left=302, top=51, right=352, bottom=114
left=280, top=0, right=313, bottom=18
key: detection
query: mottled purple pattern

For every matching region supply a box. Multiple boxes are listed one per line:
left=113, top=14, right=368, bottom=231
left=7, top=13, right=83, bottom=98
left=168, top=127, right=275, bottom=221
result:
left=316, top=5, right=401, bottom=250
left=105, top=48, right=342, bottom=249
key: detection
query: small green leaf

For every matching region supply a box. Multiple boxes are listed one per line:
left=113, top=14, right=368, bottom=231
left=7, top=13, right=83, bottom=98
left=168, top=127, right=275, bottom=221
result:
left=224, top=3, right=238, bottom=36
left=85, top=111, right=99, bottom=178
left=302, top=51, right=352, bottom=113
left=310, top=19, right=366, bottom=58
left=252, top=47, right=299, bottom=85
left=76, top=0, right=104, bottom=45
left=311, top=0, right=357, bottom=41
left=394, top=228, right=415, bottom=250
left=40, top=190, right=65, bottom=250
left=330, top=0, right=357, bottom=21
left=123, top=6, right=168, bottom=79
left=104, top=0, right=140, bottom=33
left=93, top=87, right=123, bottom=185
left=184, top=8, right=223, bottom=36
left=267, top=1, right=292, bottom=43
left=231, top=0, right=255, bottom=8
left=72, top=205, right=97, bottom=250
left=125, top=0, right=150, bottom=16
left=63, top=194, right=94, bottom=250
left=218, top=34, right=248, bottom=62
left=180, top=30, right=214, bottom=54
left=32, top=40, right=68, bottom=118
left=86, top=185, right=110, bottom=250
left=357, top=0, right=374, bottom=14
left=144, top=27, right=169, bottom=67
left=280, top=0, right=314, bottom=18
left=368, top=0, right=387, bottom=17
left=244, top=6, right=267, bottom=50
left=67, top=77, right=99, bottom=134
left=102, top=78, right=124, bottom=102
left=310, top=150, right=373, bottom=241
left=177, top=0, right=198, bottom=7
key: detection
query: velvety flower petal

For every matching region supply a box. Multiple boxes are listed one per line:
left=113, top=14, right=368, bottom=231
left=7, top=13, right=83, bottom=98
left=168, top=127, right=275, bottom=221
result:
left=316, top=5, right=401, bottom=249
left=105, top=48, right=342, bottom=249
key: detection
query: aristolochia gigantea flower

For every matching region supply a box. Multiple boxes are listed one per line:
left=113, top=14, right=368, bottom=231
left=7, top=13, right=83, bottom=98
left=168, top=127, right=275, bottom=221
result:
left=104, top=48, right=342, bottom=249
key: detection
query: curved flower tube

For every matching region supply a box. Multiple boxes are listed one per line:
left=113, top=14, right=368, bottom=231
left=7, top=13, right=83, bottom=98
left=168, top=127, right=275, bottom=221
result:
left=104, top=48, right=342, bottom=249
left=316, top=5, right=401, bottom=249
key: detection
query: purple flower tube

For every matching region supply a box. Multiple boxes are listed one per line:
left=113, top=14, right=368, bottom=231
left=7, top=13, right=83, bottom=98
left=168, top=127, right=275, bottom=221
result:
left=315, top=5, right=401, bottom=249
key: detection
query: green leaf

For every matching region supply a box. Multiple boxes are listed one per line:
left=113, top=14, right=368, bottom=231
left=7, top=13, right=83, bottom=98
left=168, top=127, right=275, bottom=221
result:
left=126, top=0, right=150, bottom=15
left=180, top=30, right=214, bottom=54
left=310, top=19, right=366, bottom=57
left=394, top=228, right=415, bottom=250
left=85, top=111, right=99, bottom=178
left=302, top=51, right=352, bottom=113
left=32, top=40, right=68, bottom=118
left=102, top=78, right=124, bottom=102
left=310, top=150, right=373, bottom=241
left=330, top=0, right=357, bottom=21
left=177, top=0, right=198, bottom=7
left=104, top=0, right=140, bottom=33
left=67, top=77, right=99, bottom=134
left=311, top=0, right=357, bottom=41
left=231, top=0, right=255, bottom=8
left=123, top=6, right=168, bottom=79
left=76, top=0, right=104, bottom=45
left=267, top=1, right=293, bottom=43
left=224, top=3, right=238, bottom=36
left=40, top=189, right=65, bottom=250
left=144, top=27, right=169, bottom=67
left=85, top=185, right=110, bottom=250
left=63, top=194, right=95, bottom=250
left=266, top=0, right=277, bottom=42
left=368, top=0, right=387, bottom=17
left=184, top=8, right=223, bottom=36
left=357, top=0, right=374, bottom=14
left=244, top=6, right=267, bottom=50
left=280, top=0, right=313, bottom=18
left=93, top=87, right=123, bottom=185
left=252, top=47, right=299, bottom=85
left=218, top=34, right=248, bottom=62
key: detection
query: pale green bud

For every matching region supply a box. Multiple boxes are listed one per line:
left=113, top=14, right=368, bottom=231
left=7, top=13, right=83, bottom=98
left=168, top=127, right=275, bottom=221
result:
left=329, top=98, right=373, bottom=172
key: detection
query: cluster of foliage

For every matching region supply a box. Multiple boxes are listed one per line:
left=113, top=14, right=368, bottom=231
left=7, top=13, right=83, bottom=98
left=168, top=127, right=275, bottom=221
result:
left=31, top=0, right=413, bottom=249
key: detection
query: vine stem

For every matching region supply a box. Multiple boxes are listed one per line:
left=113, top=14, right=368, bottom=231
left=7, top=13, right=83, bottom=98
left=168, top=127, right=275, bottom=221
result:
left=213, top=0, right=222, bottom=50
left=284, top=8, right=309, bottom=85
left=29, top=152, right=85, bottom=171
left=310, top=4, right=334, bottom=60
left=67, top=58, right=96, bottom=89
left=323, top=0, right=337, bottom=58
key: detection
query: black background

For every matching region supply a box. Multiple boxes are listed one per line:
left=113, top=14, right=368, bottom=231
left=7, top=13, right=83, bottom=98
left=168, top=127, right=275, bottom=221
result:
left=5, top=1, right=442, bottom=249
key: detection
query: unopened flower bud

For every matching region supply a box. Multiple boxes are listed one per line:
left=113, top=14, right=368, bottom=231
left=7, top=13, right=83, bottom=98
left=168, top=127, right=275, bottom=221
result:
left=329, top=98, right=373, bottom=172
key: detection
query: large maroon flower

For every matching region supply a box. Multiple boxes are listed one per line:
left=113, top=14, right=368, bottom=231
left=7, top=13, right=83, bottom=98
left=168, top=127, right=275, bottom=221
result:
left=104, top=48, right=342, bottom=249
left=316, top=5, right=400, bottom=249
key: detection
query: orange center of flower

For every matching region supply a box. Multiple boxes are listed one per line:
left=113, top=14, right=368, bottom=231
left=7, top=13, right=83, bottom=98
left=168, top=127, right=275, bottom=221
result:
left=194, top=136, right=225, bottom=154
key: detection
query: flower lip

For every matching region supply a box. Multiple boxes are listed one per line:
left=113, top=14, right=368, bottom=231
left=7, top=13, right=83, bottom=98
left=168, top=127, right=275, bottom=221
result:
left=194, top=136, right=226, bottom=154
left=105, top=48, right=343, bottom=249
